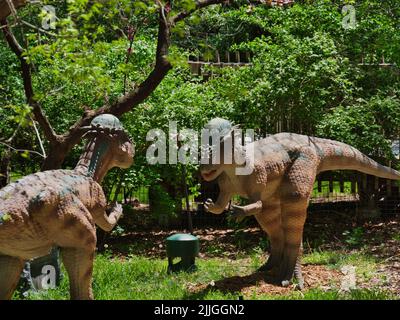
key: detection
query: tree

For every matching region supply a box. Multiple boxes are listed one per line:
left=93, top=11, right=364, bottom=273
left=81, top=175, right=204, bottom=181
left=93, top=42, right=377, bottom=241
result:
left=0, top=0, right=237, bottom=170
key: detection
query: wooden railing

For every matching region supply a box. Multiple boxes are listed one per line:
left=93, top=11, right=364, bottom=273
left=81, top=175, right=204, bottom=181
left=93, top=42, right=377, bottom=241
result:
left=188, top=50, right=252, bottom=76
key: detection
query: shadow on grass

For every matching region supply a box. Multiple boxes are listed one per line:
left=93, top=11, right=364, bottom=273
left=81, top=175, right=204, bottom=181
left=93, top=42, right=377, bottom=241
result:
left=183, top=263, right=346, bottom=300
left=184, top=271, right=278, bottom=299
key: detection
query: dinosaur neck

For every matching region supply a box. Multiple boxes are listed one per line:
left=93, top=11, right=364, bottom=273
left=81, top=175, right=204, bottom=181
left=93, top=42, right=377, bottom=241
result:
left=75, top=137, right=113, bottom=183
left=227, top=144, right=247, bottom=166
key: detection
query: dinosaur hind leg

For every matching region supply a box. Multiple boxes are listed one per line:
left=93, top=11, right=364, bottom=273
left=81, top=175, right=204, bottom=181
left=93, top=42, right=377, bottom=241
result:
left=279, top=201, right=307, bottom=288
left=0, top=255, right=24, bottom=300
left=255, top=202, right=284, bottom=276
left=61, top=247, right=95, bottom=300
left=55, top=198, right=97, bottom=300
left=294, top=249, right=304, bottom=290
left=278, top=151, right=316, bottom=289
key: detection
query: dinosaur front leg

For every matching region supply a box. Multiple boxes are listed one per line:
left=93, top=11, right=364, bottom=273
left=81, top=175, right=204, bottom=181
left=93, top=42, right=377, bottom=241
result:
left=93, top=202, right=123, bottom=232
left=0, top=255, right=25, bottom=300
left=204, top=191, right=232, bottom=214
left=231, top=200, right=263, bottom=222
left=61, top=247, right=95, bottom=300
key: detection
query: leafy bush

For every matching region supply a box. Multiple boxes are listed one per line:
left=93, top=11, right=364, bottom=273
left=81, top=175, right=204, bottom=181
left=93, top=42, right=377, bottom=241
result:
left=342, top=227, right=365, bottom=247
left=317, top=93, right=400, bottom=161
left=149, top=185, right=177, bottom=226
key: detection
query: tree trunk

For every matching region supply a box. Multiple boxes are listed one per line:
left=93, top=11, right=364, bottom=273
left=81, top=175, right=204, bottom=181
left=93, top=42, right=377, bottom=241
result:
left=0, top=150, right=11, bottom=188
left=41, top=144, right=69, bottom=171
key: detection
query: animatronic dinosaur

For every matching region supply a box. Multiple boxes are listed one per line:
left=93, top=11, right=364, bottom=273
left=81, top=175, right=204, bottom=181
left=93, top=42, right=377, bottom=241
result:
left=201, top=118, right=400, bottom=289
left=0, top=114, right=134, bottom=300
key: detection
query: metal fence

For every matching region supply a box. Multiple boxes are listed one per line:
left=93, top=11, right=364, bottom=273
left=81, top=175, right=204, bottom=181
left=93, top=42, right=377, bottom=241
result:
left=121, top=171, right=400, bottom=230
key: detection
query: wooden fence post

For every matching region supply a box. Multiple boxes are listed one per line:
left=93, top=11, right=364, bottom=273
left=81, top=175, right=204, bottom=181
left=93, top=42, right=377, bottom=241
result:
left=339, top=176, right=345, bottom=193
left=329, top=176, right=334, bottom=193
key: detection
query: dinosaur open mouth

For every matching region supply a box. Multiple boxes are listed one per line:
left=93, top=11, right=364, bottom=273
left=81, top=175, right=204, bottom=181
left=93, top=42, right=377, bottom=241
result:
left=202, top=169, right=217, bottom=180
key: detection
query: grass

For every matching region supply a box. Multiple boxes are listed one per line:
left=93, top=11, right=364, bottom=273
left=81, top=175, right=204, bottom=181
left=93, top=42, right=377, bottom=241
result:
left=10, top=204, right=398, bottom=300
left=17, top=255, right=248, bottom=300
left=272, top=288, right=395, bottom=300
left=17, top=249, right=396, bottom=300
left=303, top=249, right=380, bottom=282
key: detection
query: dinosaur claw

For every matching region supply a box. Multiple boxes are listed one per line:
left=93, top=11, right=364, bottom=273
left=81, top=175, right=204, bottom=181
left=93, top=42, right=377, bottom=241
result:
left=204, top=199, right=214, bottom=212
left=281, top=280, right=290, bottom=287
left=294, top=282, right=304, bottom=291
left=229, top=206, right=248, bottom=223
left=229, top=214, right=245, bottom=223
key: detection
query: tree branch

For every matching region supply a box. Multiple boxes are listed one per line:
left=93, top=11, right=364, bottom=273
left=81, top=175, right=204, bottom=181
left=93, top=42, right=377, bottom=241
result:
left=172, top=0, right=228, bottom=24
left=66, top=1, right=230, bottom=147
left=30, top=115, right=47, bottom=158
left=0, top=0, right=240, bottom=170
left=66, top=5, right=173, bottom=141
left=0, top=140, right=46, bottom=158
left=1, top=19, right=59, bottom=144
left=107, top=1, right=230, bottom=116
left=108, top=7, right=172, bottom=117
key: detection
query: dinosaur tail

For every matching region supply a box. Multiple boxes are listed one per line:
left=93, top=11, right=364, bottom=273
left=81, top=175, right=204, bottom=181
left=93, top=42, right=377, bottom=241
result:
left=316, top=139, right=400, bottom=180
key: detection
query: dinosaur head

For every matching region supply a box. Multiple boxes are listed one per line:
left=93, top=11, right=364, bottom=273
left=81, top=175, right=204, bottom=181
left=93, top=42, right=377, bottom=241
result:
left=200, top=118, right=241, bottom=181
left=76, top=114, right=134, bottom=182
left=104, top=129, right=134, bottom=169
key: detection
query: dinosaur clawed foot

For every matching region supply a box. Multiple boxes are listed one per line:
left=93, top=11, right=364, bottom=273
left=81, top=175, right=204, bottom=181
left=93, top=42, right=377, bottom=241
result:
left=280, top=279, right=304, bottom=290
left=261, top=265, right=304, bottom=290
left=263, top=275, right=304, bottom=290
left=230, top=205, right=247, bottom=223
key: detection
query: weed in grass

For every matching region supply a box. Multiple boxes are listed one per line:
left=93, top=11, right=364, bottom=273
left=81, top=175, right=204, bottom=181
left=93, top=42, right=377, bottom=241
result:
left=204, top=245, right=224, bottom=256
left=303, top=250, right=339, bottom=265
left=342, top=227, right=365, bottom=247
left=257, top=237, right=270, bottom=252
left=392, top=233, right=400, bottom=242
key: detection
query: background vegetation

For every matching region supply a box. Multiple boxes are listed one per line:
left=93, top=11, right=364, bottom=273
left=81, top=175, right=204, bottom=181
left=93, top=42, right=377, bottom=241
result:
left=1, top=0, right=400, bottom=300
left=1, top=0, right=399, bottom=203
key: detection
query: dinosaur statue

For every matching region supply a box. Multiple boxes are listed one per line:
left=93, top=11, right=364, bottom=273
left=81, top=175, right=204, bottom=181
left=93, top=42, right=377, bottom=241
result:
left=0, top=114, right=134, bottom=300
left=200, top=118, right=400, bottom=289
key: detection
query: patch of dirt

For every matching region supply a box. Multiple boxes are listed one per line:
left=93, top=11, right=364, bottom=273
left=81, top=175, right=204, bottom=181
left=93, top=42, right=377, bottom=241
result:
left=105, top=227, right=265, bottom=259
left=106, top=212, right=400, bottom=296
left=188, top=265, right=341, bottom=297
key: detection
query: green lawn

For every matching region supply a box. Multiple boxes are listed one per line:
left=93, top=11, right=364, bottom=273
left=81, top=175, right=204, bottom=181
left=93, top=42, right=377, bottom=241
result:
left=17, top=250, right=396, bottom=300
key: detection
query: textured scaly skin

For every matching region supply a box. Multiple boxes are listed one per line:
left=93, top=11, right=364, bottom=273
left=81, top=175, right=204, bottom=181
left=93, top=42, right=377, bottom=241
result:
left=201, top=132, right=400, bottom=289
left=0, top=171, right=114, bottom=299
left=0, top=117, right=133, bottom=300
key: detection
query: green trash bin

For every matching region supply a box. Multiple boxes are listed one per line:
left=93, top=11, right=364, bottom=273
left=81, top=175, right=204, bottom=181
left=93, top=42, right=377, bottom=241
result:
left=166, top=233, right=199, bottom=273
